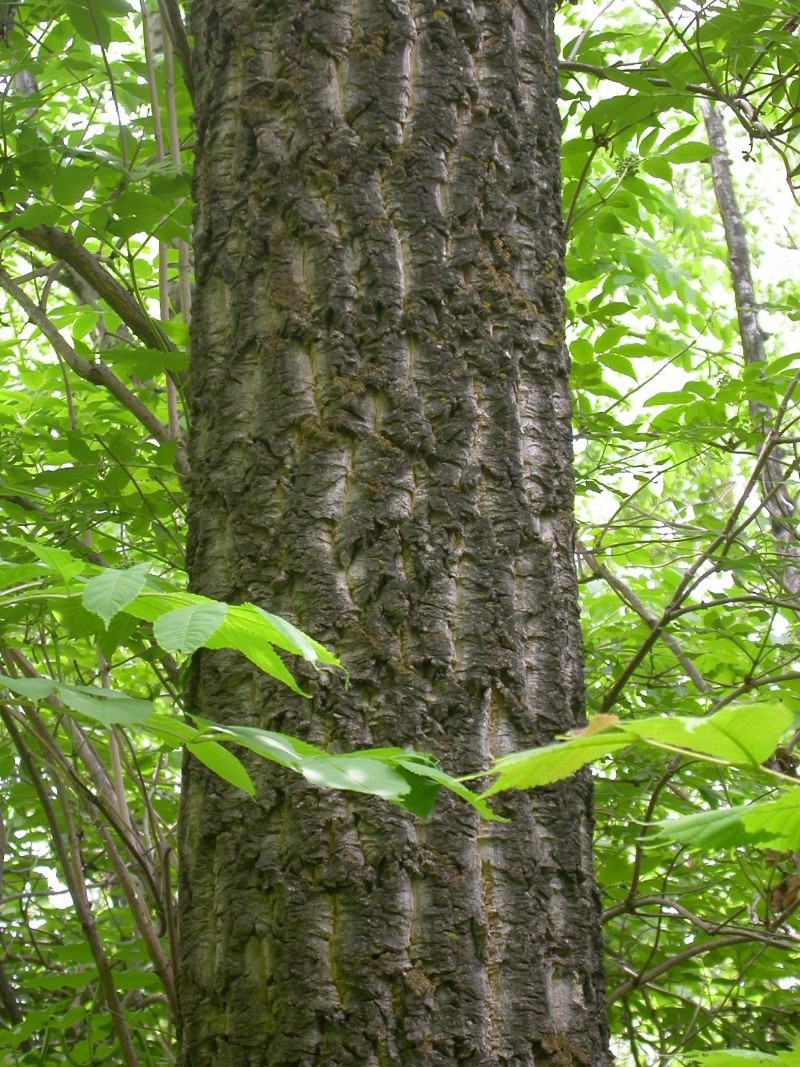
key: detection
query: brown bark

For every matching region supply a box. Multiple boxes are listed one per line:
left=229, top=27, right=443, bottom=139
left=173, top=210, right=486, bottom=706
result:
left=180, top=1, right=609, bottom=1064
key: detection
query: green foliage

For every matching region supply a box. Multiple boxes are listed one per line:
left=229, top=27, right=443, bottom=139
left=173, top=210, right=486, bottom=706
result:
left=481, top=701, right=796, bottom=796
left=689, top=1040, right=800, bottom=1067
left=0, top=0, right=799, bottom=1063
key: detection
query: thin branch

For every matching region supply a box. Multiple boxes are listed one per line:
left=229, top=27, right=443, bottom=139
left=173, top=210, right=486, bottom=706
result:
left=0, top=266, right=179, bottom=449
left=560, top=59, right=729, bottom=103
left=609, top=931, right=798, bottom=1003
left=0, top=706, right=141, bottom=1066
left=599, top=368, right=800, bottom=713
left=579, top=543, right=709, bottom=691
left=12, top=223, right=173, bottom=352
left=158, top=0, right=194, bottom=101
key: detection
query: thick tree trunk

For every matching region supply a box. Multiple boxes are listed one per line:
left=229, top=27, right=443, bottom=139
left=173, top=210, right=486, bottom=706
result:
left=180, top=1, right=609, bottom=1065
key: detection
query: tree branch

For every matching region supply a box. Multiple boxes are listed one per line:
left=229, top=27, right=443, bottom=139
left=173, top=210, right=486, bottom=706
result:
left=14, top=223, right=173, bottom=352
left=158, top=0, right=194, bottom=101
left=609, top=931, right=798, bottom=1003
left=0, top=267, right=183, bottom=457
left=579, top=542, right=709, bottom=691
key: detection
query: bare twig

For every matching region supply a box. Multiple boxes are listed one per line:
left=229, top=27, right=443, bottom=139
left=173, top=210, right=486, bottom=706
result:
left=579, top=543, right=709, bottom=691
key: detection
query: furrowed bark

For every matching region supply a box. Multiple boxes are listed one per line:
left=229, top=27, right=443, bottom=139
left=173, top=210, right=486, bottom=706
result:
left=181, top=2, right=609, bottom=1065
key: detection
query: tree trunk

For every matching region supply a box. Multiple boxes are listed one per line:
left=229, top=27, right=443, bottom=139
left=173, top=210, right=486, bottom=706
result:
left=180, top=1, right=609, bottom=1064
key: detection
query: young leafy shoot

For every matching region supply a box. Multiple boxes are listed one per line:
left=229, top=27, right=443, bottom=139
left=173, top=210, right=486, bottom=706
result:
left=481, top=702, right=795, bottom=798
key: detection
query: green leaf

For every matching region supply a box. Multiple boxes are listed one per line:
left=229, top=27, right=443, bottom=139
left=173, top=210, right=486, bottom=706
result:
left=186, top=740, right=255, bottom=796
left=657, top=789, right=800, bottom=852
left=0, top=674, right=152, bottom=726
left=482, top=728, right=633, bottom=797
left=65, top=2, right=111, bottom=46
left=301, top=754, right=412, bottom=799
left=664, top=141, right=717, bottom=163
left=153, top=602, right=228, bottom=654
left=641, top=156, right=673, bottom=181
left=82, top=564, right=151, bottom=626
left=398, top=757, right=506, bottom=822
left=55, top=684, right=152, bottom=726
left=692, top=1040, right=800, bottom=1066
left=624, top=701, right=794, bottom=765
left=124, top=590, right=325, bottom=694
left=16, top=541, right=85, bottom=585
left=208, top=724, right=411, bottom=800
left=255, top=607, right=340, bottom=667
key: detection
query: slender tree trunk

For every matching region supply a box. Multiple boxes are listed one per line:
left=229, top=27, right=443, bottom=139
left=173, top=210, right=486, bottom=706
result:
left=703, top=101, right=800, bottom=594
left=180, top=2, right=609, bottom=1064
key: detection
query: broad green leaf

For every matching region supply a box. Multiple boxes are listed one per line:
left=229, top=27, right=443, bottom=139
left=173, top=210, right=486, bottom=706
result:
left=153, top=603, right=228, bottom=654
left=204, top=625, right=306, bottom=694
left=65, top=2, right=111, bottom=46
left=15, top=541, right=85, bottom=585
left=482, top=725, right=633, bottom=797
left=201, top=722, right=496, bottom=816
left=658, top=788, right=800, bottom=852
left=300, top=755, right=411, bottom=799
left=398, top=757, right=505, bottom=822
left=186, top=741, right=255, bottom=796
left=624, top=701, right=794, bottom=765
left=210, top=602, right=328, bottom=665
left=0, top=675, right=58, bottom=702
left=82, top=564, right=150, bottom=626
left=0, top=674, right=152, bottom=726
left=145, top=713, right=201, bottom=747
left=664, top=141, right=717, bottom=163
left=54, top=684, right=152, bottom=726
left=125, top=590, right=320, bottom=693
left=124, top=590, right=202, bottom=622
left=208, top=723, right=410, bottom=799
left=201, top=723, right=328, bottom=768
left=692, top=1040, right=800, bottom=1066
left=255, top=606, right=340, bottom=667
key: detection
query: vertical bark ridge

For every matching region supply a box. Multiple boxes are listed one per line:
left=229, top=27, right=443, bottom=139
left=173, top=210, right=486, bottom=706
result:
left=182, top=1, right=609, bottom=1064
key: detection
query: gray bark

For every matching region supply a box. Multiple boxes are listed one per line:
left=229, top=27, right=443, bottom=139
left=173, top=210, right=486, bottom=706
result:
left=180, top=1, right=609, bottom=1064
left=703, top=101, right=800, bottom=595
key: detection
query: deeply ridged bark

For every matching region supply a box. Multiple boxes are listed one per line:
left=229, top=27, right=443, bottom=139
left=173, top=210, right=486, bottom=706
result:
left=181, top=1, right=609, bottom=1064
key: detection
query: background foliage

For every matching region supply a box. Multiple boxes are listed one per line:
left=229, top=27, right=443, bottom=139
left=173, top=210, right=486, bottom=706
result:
left=1, top=0, right=800, bottom=1063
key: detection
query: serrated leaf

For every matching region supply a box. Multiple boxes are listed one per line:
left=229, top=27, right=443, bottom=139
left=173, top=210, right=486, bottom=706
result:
left=657, top=789, right=800, bottom=852
left=82, top=564, right=150, bottom=626
left=125, top=591, right=322, bottom=694
left=12, top=540, right=85, bottom=585
left=481, top=730, right=633, bottom=797
left=625, top=701, right=794, bottom=765
left=153, top=603, right=228, bottom=654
